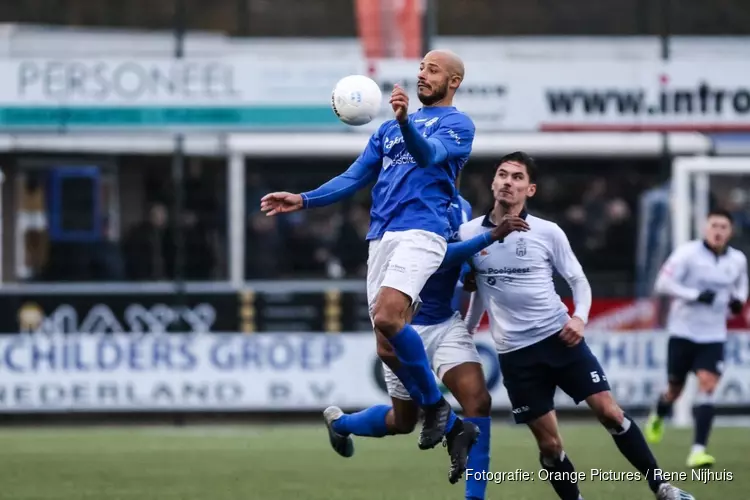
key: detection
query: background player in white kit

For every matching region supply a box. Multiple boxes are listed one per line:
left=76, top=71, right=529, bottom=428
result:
left=645, top=209, right=748, bottom=468
left=454, top=152, right=694, bottom=500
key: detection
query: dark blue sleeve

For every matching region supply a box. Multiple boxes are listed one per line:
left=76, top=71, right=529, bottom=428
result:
left=300, top=129, right=382, bottom=209
left=439, top=232, right=493, bottom=270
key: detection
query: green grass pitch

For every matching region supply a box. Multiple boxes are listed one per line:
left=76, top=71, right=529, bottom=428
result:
left=0, top=421, right=746, bottom=500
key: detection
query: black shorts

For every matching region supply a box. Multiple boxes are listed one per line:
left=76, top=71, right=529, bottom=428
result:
left=499, top=333, right=611, bottom=424
left=667, top=336, right=725, bottom=384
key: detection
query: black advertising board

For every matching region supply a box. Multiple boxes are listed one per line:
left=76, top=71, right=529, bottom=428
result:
left=0, top=288, right=372, bottom=334
left=0, top=292, right=239, bottom=334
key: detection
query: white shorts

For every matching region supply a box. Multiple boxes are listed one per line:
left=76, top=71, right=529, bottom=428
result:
left=366, top=229, right=447, bottom=316
left=383, top=312, right=482, bottom=401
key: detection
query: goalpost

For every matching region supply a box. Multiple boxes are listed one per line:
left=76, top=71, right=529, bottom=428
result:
left=670, top=156, right=749, bottom=427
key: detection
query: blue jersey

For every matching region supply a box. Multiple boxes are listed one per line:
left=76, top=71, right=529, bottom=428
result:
left=412, top=196, right=473, bottom=326
left=357, top=107, right=475, bottom=241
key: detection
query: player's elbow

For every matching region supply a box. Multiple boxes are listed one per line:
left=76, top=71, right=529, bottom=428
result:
left=653, top=276, right=669, bottom=295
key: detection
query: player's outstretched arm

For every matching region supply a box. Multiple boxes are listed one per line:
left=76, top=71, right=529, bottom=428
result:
left=261, top=129, right=383, bottom=215
left=260, top=161, right=375, bottom=215
left=653, top=246, right=704, bottom=301
left=299, top=160, right=378, bottom=209
left=438, top=215, right=529, bottom=270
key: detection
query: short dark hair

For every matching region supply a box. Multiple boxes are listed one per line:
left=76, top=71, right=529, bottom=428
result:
left=496, top=151, right=538, bottom=183
left=708, top=208, right=734, bottom=224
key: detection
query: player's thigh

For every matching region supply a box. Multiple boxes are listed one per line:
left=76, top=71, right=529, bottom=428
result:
left=378, top=230, right=447, bottom=311
left=499, top=349, right=557, bottom=425
left=555, top=339, right=611, bottom=405
left=366, top=237, right=395, bottom=318
left=667, top=336, right=697, bottom=386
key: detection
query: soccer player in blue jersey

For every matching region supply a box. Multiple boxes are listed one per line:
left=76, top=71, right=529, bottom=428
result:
left=321, top=195, right=528, bottom=493
left=261, top=50, right=479, bottom=476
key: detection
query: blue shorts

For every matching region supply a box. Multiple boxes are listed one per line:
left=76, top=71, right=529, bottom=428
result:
left=667, top=336, right=724, bottom=384
left=499, top=333, right=611, bottom=424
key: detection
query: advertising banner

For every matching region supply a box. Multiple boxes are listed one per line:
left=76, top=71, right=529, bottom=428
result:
left=0, top=290, right=371, bottom=334
left=0, top=331, right=749, bottom=413
left=0, top=57, right=749, bottom=132
left=0, top=58, right=363, bottom=129
left=0, top=292, right=239, bottom=334
left=369, top=59, right=750, bottom=133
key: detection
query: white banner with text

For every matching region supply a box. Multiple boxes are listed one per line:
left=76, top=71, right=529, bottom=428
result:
left=0, top=331, right=749, bottom=412
left=0, top=58, right=749, bottom=131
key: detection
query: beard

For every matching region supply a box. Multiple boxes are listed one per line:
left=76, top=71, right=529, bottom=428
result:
left=418, top=81, right=449, bottom=105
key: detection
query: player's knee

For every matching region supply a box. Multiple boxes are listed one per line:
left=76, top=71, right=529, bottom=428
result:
left=373, top=314, right=404, bottom=338
left=537, top=435, right=564, bottom=460
left=463, top=390, right=492, bottom=417
left=696, top=372, right=719, bottom=394
left=595, top=401, right=625, bottom=430
left=372, top=290, right=410, bottom=337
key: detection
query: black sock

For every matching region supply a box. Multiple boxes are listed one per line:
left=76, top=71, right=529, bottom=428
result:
left=609, top=414, right=663, bottom=493
left=655, top=394, right=673, bottom=418
left=539, top=451, right=581, bottom=500
left=693, top=404, right=715, bottom=447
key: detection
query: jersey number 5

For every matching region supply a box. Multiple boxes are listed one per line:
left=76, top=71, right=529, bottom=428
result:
left=590, top=371, right=607, bottom=383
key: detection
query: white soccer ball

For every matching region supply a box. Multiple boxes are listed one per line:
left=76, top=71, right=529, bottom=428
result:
left=331, top=75, right=383, bottom=126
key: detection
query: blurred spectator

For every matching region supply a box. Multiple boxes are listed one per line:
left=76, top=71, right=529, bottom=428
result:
left=335, top=204, right=370, bottom=278
left=122, top=203, right=175, bottom=280
left=246, top=211, right=283, bottom=279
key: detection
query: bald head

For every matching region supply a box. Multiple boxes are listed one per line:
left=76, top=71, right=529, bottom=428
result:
left=417, top=50, right=465, bottom=106
left=423, top=50, right=465, bottom=80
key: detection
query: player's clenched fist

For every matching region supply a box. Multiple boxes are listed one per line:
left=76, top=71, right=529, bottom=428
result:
left=390, top=84, right=409, bottom=123
left=490, top=215, right=529, bottom=241
left=559, top=316, right=585, bottom=346
left=260, top=192, right=303, bottom=216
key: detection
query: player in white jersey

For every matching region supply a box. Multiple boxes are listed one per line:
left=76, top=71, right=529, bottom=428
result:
left=645, top=208, right=748, bottom=468
left=455, top=152, right=694, bottom=500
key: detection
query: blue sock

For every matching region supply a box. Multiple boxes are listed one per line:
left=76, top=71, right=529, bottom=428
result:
left=464, top=417, right=491, bottom=500
left=332, top=405, right=391, bottom=437
left=388, top=324, right=443, bottom=406
left=392, top=364, right=424, bottom=406
left=446, top=412, right=457, bottom=433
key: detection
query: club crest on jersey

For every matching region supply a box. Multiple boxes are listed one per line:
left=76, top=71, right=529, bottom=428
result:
left=516, top=238, right=527, bottom=257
